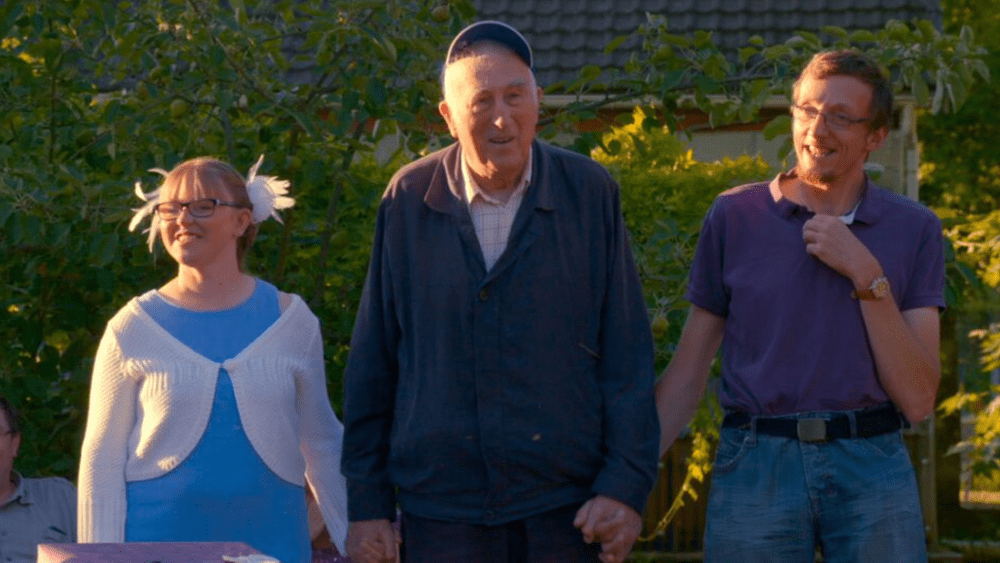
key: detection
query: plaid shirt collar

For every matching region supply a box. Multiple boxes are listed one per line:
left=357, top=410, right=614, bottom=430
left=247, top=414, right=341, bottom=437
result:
left=461, top=152, right=533, bottom=207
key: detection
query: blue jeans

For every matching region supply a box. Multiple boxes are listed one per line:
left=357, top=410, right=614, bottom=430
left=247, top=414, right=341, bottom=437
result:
left=703, top=413, right=927, bottom=563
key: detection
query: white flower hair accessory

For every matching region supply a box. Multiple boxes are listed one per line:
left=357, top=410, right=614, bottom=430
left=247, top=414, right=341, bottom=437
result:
left=127, top=155, right=294, bottom=252
left=246, top=154, right=295, bottom=224
left=128, top=167, right=169, bottom=252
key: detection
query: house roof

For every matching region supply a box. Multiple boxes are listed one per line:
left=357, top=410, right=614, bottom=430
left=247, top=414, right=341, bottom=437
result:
left=472, top=0, right=943, bottom=87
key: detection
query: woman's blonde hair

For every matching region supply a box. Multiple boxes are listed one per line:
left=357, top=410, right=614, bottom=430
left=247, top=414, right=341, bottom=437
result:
left=161, top=157, right=257, bottom=268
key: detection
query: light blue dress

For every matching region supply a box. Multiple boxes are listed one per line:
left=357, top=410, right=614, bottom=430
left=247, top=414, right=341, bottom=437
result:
left=126, top=280, right=310, bottom=563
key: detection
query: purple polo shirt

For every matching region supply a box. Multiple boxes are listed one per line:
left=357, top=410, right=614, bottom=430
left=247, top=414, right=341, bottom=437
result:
left=687, top=173, right=945, bottom=415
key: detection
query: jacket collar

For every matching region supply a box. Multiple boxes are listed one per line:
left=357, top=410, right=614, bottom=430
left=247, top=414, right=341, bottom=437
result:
left=424, top=141, right=554, bottom=216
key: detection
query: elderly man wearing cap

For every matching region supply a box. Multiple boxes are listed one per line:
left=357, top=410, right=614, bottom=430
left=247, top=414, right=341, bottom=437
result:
left=341, top=20, right=660, bottom=563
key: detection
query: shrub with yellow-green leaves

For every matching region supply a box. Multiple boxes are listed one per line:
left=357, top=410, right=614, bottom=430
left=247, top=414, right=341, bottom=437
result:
left=594, top=106, right=773, bottom=370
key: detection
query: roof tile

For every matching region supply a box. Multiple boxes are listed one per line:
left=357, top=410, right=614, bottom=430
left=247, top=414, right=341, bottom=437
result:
left=472, top=0, right=941, bottom=85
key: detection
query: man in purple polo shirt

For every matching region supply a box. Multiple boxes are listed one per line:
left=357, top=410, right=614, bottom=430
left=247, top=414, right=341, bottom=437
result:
left=654, top=50, right=944, bottom=562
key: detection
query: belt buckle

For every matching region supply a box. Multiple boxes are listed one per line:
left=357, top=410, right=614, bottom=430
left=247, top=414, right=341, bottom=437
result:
left=797, top=419, right=827, bottom=442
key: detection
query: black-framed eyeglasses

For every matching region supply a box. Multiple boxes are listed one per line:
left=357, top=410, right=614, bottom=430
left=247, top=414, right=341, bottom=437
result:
left=790, top=104, right=871, bottom=131
left=154, top=198, right=248, bottom=220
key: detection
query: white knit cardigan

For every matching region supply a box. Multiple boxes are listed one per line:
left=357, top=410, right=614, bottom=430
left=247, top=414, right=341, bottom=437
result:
left=77, top=293, right=349, bottom=553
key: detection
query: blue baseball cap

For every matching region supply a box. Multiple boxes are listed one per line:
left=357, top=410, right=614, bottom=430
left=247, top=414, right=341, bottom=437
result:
left=446, top=20, right=533, bottom=69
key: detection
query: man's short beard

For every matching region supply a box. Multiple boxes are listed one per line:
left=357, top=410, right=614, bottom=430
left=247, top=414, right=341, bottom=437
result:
left=794, top=164, right=836, bottom=187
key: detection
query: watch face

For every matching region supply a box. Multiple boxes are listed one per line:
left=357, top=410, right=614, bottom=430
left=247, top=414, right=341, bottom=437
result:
left=872, top=276, right=890, bottom=298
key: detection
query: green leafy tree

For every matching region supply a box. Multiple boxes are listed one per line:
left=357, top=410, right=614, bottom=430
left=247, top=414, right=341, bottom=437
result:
left=0, top=0, right=472, bottom=476
left=545, top=15, right=987, bottom=159
left=920, top=0, right=1000, bottom=211
left=596, top=106, right=772, bottom=360
left=910, top=0, right=1000, bottom=543
left=936, top=205, right=1000, bottom=538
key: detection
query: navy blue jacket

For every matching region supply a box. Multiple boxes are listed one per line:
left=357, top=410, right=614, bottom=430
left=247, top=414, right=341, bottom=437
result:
left=341, top=140, right=659, bottom=525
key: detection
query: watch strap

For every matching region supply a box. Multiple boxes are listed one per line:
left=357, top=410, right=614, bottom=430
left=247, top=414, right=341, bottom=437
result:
left=852, top=275, right=889, bottom=300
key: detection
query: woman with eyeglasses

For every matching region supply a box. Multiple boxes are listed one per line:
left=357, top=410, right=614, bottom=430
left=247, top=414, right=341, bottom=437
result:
left=77, top=156, right=349, bottom=563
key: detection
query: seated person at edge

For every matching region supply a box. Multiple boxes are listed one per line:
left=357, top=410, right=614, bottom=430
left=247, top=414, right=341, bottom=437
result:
left=655, top=50, right=944, bottom=562
left=0, top=394, right=76, bottom=562
left=77, top=156, right=349, bottom=562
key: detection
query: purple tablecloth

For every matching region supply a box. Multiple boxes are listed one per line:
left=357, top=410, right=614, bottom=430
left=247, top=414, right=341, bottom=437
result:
left=38, top=541, right=262, bottom=563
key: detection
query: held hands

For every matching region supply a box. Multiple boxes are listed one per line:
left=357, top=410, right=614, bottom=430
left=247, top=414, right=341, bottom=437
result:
left=802, top=215, right=880, bottom=287
left=573, top=495, right=643, bottom=563
left=345, top=519, right=401, bottom=563
left=347, top=501, right=641, bottom=563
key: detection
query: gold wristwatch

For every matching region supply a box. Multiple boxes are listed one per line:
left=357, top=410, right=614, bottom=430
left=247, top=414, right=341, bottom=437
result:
left=851, top=275, right=890, bottom=300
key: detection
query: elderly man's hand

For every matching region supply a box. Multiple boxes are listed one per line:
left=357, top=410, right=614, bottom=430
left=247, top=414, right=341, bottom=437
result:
left=573, top=495, right=643, bottom=563
left=345, top=519, right=400, bottom=563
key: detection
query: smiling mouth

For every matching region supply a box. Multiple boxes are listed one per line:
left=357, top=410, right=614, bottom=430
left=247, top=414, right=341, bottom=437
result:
left=806, top=146, right=835, bottom=159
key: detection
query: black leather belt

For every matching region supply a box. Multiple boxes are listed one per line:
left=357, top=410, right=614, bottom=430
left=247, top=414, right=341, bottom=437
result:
left=722, top=404, right=908, bottom=443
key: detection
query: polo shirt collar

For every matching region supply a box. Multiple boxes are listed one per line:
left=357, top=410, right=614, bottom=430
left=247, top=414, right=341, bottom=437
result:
left=851, top=176, right=884, bottom=225
left=769, top=170, right=883, bottom=225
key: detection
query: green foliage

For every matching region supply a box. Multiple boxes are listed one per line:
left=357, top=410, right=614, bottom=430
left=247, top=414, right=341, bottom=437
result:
left=920, top=0, right=1000, bottom=212
left=0, top=0, right=470, bottom=478
left=947, top=211, right=1000, bottom=295
left=937, top=208, right=1000, bottom=482
left=546, top=17, right=987, bottom=159
left=924, top=0, right=1000, bottom=505
left=595, top=107, right=772, bottom=371
left=593, top=107, right=772, bottom=532
left=940, top=386, right=1000, bottom=485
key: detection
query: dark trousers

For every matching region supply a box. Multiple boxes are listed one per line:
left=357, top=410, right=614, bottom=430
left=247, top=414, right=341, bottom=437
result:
left=400, top=503, right=602, bottom=563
